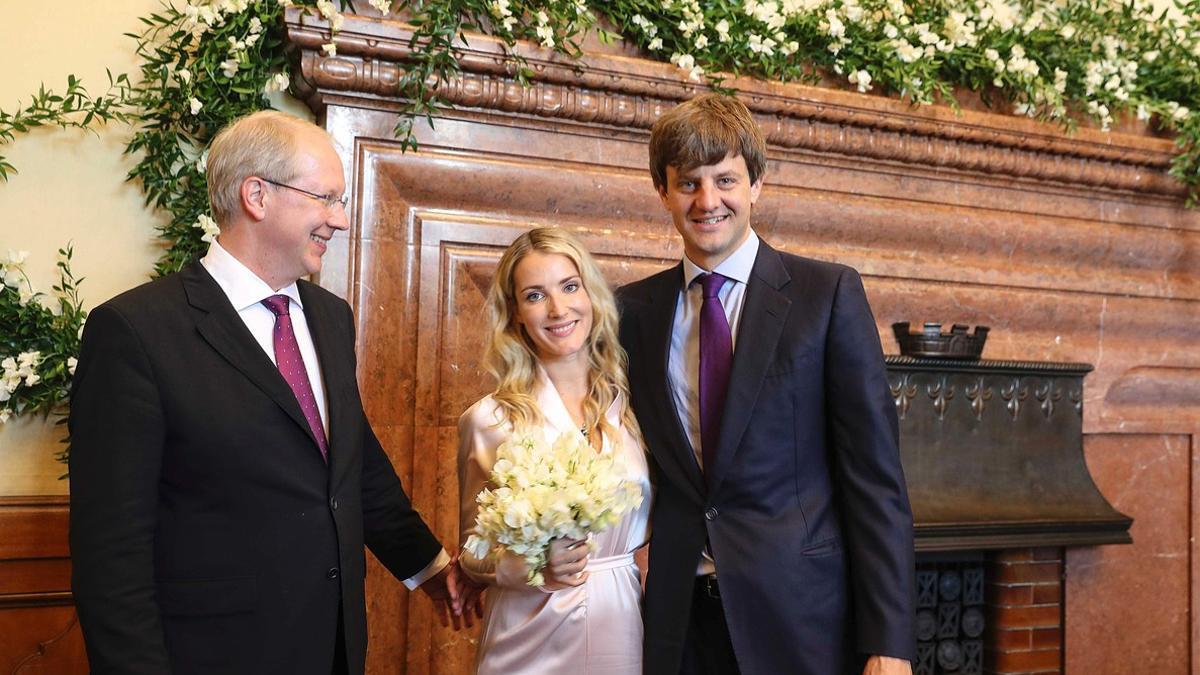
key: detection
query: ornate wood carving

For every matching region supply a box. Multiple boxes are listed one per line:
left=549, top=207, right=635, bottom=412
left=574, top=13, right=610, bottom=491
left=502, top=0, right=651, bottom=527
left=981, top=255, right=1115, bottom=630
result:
left=288, top=11, right=1187, bottom=201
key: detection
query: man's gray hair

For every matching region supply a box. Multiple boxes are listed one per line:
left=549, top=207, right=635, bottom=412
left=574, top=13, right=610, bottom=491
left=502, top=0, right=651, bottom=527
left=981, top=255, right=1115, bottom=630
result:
left=206, top=111, right=331, bottom=224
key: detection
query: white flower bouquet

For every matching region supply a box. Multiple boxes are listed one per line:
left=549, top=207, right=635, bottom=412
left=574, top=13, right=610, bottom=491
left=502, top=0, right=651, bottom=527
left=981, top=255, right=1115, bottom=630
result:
left=463, top=431, right=643, bottom=587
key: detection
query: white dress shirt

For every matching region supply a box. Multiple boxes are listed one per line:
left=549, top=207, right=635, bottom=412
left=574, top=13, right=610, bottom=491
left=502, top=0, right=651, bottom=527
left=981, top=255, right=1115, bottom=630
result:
left=200, top=240, right=448, bottom=589
left=667, top=231, right=760, bottom=576
left=201, top=241, right=329, bottom=431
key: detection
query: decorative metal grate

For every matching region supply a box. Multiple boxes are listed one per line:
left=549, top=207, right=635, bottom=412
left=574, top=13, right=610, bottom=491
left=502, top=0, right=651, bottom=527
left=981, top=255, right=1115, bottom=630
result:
left=915, top=555, right=985, bottom=675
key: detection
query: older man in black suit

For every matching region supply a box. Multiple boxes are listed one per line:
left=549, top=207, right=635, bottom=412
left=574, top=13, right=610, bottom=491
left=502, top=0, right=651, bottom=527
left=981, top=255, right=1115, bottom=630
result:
left=69, top=111, right=463, bottom=674
left=618, top=94, right=916, bottom=675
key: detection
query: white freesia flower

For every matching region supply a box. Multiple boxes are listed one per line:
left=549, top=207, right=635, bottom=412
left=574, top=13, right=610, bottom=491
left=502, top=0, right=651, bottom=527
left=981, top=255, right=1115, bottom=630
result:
left=748, top=33, right=776, bottom=56
left=189, top=98, right=203, bottom=115
left=1137, top=104, right=1151, bottom=121
left=671, top=53, right=696, bottom=72
left=369, top=0, right=392, bottom=14
left=68, top=357, right=78, bottom=376
left=1054, top=68, right=1068, bottom=94
left=196, top=149, right=209, bottom=174
left=322, top=42, right=337, bottom=57
left=18, top=287, right=35, bottom=306
left=464, top=431, right=643, bottom=587
left=715, top=19, right=730, bottom=42
left=177, top=68, right=192, bottom=85
left=221, top=58, right=240, bottom=78
left=824, top=9, right=845, bottom=38
left=0, top=409, right=9, bottom=423
left=849, top=69, right=873, bottom=92
left=695, top=34, right=709, bottom=50
left=1060, top=24, right=1076, bottom=40
left=648, top=37, right=663, bottom=51
left=264, top=72, right=291, bottom=94
left=194, top=214, right=221, bottom=243
left=894, top=39, right=922, bottom=63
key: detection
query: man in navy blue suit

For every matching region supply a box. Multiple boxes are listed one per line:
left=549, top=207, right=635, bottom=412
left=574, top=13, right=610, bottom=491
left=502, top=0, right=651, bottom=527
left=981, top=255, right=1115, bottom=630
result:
left=619, top=94, right=915, bottom=675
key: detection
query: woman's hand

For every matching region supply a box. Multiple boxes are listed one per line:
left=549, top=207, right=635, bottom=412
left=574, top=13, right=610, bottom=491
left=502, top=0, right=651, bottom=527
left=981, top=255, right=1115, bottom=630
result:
left=540, top=537, right=590, bottom=591
left=494, top=547, right=535, bottom=590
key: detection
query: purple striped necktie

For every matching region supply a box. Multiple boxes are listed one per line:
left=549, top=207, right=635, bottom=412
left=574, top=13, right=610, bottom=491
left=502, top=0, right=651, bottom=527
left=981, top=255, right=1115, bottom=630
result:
left=261, top=294, right=329, bottom=461
left=697, top=272, right=732, bottom=483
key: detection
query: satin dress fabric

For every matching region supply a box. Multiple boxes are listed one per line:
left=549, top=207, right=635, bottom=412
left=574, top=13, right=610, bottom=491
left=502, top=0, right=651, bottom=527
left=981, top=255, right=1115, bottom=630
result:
left=457, top=371, right=652, bottom=675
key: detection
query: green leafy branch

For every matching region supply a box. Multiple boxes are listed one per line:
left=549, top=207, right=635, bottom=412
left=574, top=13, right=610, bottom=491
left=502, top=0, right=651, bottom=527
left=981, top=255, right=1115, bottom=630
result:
left=0, top=73, right=131, bottom=181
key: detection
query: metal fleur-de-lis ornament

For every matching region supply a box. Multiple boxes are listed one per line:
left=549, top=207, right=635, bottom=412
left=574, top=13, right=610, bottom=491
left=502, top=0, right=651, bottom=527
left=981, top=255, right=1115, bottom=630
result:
left=999, top=377, right=1028, bottom=421
left=889, top=373, right=919, bottom=419
left=964, top=376, right=993, bottom=421
left=926, top=375, right=955, bottom=421
left=1034, top=380, right=1064, bottom=419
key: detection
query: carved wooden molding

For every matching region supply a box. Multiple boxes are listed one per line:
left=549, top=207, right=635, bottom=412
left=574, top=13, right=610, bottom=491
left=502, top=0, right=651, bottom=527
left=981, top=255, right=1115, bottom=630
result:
left=286, top=10, right=1185, bottom=200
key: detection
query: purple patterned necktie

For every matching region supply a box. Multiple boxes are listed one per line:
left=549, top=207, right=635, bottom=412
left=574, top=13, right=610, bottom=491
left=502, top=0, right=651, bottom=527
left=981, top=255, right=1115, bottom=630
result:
left=697, top=273, right=732, bottom=481
left=261, top=295, right=329, bottom=461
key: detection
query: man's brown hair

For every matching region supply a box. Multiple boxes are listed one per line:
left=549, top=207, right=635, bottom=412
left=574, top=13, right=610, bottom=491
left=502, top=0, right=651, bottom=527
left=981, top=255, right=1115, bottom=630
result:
left=648, top=93, right=767, bottom=191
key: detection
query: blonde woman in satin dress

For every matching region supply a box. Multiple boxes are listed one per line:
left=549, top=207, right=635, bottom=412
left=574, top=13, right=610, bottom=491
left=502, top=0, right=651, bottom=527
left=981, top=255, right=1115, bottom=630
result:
left=458, top=227, right=651, bottom=675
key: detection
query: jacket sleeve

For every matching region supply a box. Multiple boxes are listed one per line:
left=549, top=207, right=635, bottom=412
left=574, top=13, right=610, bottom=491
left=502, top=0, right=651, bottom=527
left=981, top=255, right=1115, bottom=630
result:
left=824, top=268, right=917, bottom=662
left=68, top=304, right=172, bottom=674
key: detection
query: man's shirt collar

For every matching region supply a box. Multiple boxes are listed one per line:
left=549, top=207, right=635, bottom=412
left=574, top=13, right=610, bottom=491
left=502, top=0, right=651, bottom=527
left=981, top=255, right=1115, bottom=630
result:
left=680, top=230, right=760, bottom=290
left=200, top=239, right=303, bottom=312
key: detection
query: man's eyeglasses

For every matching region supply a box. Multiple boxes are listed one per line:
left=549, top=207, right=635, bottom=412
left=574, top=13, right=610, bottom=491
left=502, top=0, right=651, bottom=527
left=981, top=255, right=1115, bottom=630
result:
left=261, top=178, right=348, bottom=210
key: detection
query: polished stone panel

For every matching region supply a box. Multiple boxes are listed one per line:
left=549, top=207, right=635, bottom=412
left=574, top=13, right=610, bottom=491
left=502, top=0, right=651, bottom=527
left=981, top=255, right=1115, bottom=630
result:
left=1066, top=434, right=1191, bottom=675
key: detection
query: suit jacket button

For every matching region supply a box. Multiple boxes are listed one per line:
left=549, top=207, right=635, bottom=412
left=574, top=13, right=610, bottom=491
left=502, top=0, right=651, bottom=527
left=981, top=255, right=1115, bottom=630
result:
left=326, top=567, right=340, bottom=580
left=705, top=507, right=718, bottom=521
left=330, top=497, right=339, bottom=510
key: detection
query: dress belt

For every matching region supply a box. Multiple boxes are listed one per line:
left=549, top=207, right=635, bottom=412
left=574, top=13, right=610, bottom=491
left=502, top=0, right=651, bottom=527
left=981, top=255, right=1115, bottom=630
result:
left=584, top=552, right=636, bottom=572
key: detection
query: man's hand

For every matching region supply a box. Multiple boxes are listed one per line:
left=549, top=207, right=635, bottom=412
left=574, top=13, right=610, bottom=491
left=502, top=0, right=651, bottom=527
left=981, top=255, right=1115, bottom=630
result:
left=452, top=558, right=486, bottom=629
left=863, top=655, right=912, bottom=675
left=420, top=562, right=463, bottom=629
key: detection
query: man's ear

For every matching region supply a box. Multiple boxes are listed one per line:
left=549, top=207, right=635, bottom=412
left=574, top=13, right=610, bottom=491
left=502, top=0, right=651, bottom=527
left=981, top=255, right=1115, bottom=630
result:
left=656, top=184, right=670, bottom=205
left=241, top=176, right=269, bottom=222
left=749, top=176, right=764, bottom=207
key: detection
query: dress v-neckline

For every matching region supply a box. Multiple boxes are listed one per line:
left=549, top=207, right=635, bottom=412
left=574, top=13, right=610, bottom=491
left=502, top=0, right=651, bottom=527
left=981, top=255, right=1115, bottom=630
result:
left=535, top=364, right=617, bottom=454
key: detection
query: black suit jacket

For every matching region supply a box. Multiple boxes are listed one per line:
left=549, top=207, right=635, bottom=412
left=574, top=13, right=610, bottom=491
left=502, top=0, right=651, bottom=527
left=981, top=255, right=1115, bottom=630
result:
left=618, top=240, right=915, bottom=675
left=68, top=262, right=442, bottom=675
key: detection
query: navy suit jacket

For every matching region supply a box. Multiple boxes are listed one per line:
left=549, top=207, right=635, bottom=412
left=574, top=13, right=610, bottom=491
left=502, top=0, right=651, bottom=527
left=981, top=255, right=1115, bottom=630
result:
left=69, top=262, right=442, bottom=674
left=618, top=239, right=915, bottom=675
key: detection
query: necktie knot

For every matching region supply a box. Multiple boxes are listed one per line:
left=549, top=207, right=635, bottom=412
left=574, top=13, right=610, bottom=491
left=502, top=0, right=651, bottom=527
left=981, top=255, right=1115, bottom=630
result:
left=261, top=294, right=291, bottom=317
left=699, top=272, right=728, bottom=300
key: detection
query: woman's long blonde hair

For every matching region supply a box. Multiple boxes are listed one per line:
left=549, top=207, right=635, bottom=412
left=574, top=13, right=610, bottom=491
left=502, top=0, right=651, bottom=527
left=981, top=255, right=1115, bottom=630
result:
left=484, top=227, right=640, bottom=445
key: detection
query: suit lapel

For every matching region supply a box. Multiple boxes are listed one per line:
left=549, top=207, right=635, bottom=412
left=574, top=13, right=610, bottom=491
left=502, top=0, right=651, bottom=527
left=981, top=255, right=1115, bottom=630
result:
left=707, top=242, right=791, bottom=496
left=183, top=263, right=326, bottom=461
left=640, top=266, right=707, bottom=498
